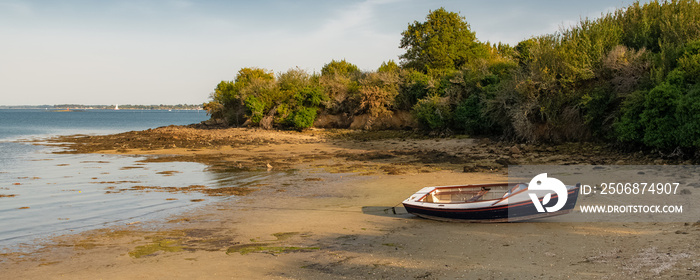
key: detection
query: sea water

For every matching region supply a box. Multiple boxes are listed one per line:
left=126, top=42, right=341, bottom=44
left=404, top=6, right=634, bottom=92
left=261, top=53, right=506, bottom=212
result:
left=0, top=109, right=265, bottom=251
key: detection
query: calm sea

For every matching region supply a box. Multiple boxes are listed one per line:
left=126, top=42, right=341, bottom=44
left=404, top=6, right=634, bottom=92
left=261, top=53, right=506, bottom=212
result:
left=0, top=109, right=270, bottom=252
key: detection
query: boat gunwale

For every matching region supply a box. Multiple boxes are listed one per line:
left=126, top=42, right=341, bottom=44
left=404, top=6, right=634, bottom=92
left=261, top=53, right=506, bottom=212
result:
left=412, top=182, right=524, bottom=205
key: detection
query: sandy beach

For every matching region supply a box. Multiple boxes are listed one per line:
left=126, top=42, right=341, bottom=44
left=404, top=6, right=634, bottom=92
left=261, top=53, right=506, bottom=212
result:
left=1, top=126, right=698, bottom=279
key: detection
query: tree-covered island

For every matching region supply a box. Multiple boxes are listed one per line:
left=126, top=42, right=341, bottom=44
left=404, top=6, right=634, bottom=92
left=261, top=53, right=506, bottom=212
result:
left=204, top=0, right=700, bottom=154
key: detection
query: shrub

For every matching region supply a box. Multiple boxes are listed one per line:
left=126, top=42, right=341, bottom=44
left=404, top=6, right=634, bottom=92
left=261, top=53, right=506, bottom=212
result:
left=359, top=72, right=399, bottom=119
left=244, top=96, right=266, bottom=124
left=675, top=85, right=700, bottom=148
left=614, top=90, right=646, bottom=144
left=321, top=59, right=360, bottom=77
left=640, top=82, right=681, bottom=149
left=581, top=84, right=616, bottom=139
left=412, top=95, right=452, bottom=130
left=396, top=70, right=435, bottom=110
left=294, top=85, right=327, bottom=108
left=290, top=107, right=317, bottom=130
left=377, top=60, right=399, bottom=73
left=203, top=101, right=224, bottom=120
left=453, top=94, right=486, bottom=134
left=319, top=60, right=361, bottom=115
left=278, top=68, right=312, bottom=94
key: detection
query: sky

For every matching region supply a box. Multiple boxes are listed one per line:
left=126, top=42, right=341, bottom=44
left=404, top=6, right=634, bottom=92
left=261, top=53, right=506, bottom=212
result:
left=0, top=0, right=645, bottom=106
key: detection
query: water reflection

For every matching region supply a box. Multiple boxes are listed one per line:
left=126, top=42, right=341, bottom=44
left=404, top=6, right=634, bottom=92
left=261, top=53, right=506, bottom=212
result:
left=0, top=144, right=281, bottom=252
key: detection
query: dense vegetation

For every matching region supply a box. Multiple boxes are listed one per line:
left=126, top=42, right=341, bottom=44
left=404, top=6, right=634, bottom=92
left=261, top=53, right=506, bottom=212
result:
left=205, top=0, right=700, bottom=154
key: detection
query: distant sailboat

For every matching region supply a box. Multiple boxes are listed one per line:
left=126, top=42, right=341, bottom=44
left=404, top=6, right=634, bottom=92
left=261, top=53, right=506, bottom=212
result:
left=115, top=104, right=119, bottom=110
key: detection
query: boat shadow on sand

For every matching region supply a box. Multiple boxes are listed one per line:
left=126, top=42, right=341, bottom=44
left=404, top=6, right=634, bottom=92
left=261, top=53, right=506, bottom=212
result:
left=361, top=206, right=413, bottom=219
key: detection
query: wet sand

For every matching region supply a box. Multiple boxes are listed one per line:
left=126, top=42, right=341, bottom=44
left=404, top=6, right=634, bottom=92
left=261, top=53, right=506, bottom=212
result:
left=2, top=126, right=698, bottom=279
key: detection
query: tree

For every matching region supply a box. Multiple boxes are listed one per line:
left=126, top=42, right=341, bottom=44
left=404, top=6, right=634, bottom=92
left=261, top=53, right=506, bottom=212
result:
left=320, top=59, right=361, bottom=77
left=399, top=8, right=487, bottom=73
left=377, top=60, right=399, bottom=73
left=320, top=59, right=361, bottom=114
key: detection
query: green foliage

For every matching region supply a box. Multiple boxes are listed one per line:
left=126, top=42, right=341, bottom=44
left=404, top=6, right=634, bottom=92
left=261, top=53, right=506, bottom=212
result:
left=581, top=85, right=616, bottom=139
left=412, top=95, right=452, bottom=130
left=235, top=67, right=275, bottom=85
left=396, top=70, right=435, bottom=110
left=321, top=59, right=360, bottom=77
left=677, top=40, right=700, bottom=84
left=207, top=68, right=277, bottom=126
left=244, top=96, right=266, bottom=124
left=290, top=107, right=318, bottom=130
left=293, top=85, right=326, bottom=107
left=453, top=93, right=486, bottom=134
left=282, top=85, right=327, bottom=130
left=359, top=72, right=400, bottom=118
left=399, top=7, right=488, bottom=72
left=278, top=67, right=312, bottom=94
left=675, top=85, right=700, bottom=148
left=319, top=59, right=361, bottom=115
left=203, top=101, right=224, bottom=120
left=615, top=66, right=700, bottom=150
left=515, top=39, right=536, bottom=66
left=377, top=60, right=400, bottom=73
left=275, top=69, right=327, bottom=130
left=203, top=1, right=700, bottom=152
left=640, top=82, right=681, bottom=149
left=614, top=90, right=646, bottom=143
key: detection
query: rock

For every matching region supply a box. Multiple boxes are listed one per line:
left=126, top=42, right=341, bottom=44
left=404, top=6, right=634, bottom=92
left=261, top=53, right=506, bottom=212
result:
left=510, top=145, right=521, bottom=155
left=679, top=189, right=692, bottom=195
left=674, top=230, right=688, bottom=234
left=463, top=164, right=498, bottom=172
left=653, top=159, right=664, bottom=165
left=615, top=160, right=625, bottom=165
left=495, top=157, right=516, bottom=167
left=477, top=138, right=491, bottom=145
left=203, top=119, right=216, bottom=126
left=463, top=165, right=477, bottom=173
left=259, top=115, right=274, bottom=130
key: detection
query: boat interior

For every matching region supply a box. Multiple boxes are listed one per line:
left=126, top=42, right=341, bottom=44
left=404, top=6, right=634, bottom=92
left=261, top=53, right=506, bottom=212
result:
left=420, top=183, right=528, bottom=203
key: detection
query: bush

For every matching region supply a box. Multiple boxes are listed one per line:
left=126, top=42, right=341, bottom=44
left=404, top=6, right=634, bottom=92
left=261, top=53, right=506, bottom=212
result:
left=321, top=59, right=360, bottom=77
left=640, top=82, right=681, bottom=149
left=294, top=85, right=327, bottom=108
left=278, top=68, right=312, bottom=94
left=412, top=95, right=452, bottom=130
left=244, top=96, right=266, bottom=124
left=614, top=90, right=646, bottom=144
left=675, top=85, right=700, bottom=148
left=320, top=70, right=360, bottom=115
left=377, top=60, right=399, bottom=73
left=290, top=107, right=317, bottom=130
left=581, top=84, right=616, bottom=139
left=397, top=70, right=435, bottom=110
left=453, top=94, right=486, bottom=134
left=359, top=72, right=399, bottom=119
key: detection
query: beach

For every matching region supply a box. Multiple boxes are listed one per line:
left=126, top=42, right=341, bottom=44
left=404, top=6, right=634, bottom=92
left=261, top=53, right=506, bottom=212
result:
left=1, top=126, right=698, bottom=279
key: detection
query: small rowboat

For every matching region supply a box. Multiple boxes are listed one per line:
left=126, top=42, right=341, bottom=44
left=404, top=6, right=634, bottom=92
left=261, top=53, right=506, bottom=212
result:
left=402, top=182, right=580, bottom=222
